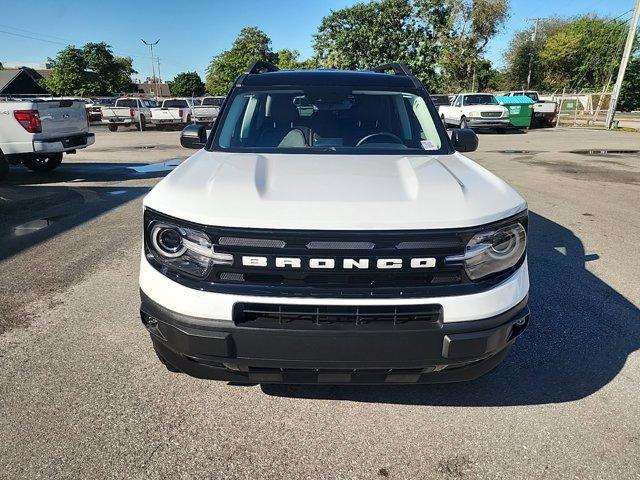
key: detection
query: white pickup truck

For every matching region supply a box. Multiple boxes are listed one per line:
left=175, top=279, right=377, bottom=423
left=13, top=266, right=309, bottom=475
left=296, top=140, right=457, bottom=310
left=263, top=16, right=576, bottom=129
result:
left=150, top=98, right=196, bottom=129
left=505, top=91, right=557, bottom=126
left=191, top=96, right=224, bottom=125
left=439, top=93, right=510, bottom=132
left=0, top=98, right=94, bottom=179
left=101, top=97, right=157, bottom=132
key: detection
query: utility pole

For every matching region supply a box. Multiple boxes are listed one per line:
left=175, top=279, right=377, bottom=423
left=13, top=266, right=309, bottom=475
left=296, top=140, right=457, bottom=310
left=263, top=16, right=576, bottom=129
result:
left=141, top=39, right=160, bottom=100
left=606, top=0, right=640, bottom=129
left=156, top=58, right=162, bottom=97
left=526, top=18, right=541, bottom=90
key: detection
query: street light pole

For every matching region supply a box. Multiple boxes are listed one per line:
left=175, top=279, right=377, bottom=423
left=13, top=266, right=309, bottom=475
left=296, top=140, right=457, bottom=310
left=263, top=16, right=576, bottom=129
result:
left=526, top=18, right=541, bottom=90
left=606, top=0, right=640, bottom=129
left=141, top=39, right=160, bottom=100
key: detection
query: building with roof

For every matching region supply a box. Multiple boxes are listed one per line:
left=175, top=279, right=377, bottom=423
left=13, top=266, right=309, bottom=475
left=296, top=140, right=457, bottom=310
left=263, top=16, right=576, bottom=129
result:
left=0, top=67, right=50, bottom=96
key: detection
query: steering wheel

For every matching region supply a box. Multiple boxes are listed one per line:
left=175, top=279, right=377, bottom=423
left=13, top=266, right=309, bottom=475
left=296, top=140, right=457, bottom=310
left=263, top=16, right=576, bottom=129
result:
left=356, top=132, right=404, bottom=147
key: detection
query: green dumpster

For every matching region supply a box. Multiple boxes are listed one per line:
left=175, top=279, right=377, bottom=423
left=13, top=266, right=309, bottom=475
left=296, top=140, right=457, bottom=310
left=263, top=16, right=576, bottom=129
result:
left=495, top=95, right=535, bottom=128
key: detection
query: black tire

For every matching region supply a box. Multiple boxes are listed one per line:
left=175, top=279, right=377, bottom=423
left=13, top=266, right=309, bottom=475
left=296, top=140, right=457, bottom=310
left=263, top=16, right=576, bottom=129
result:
left=22, top=153, right=63, bottom=172
left=0, top=151, right=9, bottom=180
left=108, top=124, right=118, bottom=132
left=135, top=115, right=147, bottom=131
left=460, top=117, right=468, bottom=129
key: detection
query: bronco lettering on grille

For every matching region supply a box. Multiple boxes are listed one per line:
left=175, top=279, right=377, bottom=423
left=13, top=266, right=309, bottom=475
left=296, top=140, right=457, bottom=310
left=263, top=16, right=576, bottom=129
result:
left=241, top=256, right=436, bottom=269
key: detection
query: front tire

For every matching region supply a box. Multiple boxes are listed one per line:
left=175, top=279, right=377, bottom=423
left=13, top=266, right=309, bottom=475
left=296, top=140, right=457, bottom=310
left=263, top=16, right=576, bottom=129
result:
left=460, top=117, right=468, bottom=129
left=108, top=124, right=118, bottom=132
left=22, top=153, right=63, bottom=172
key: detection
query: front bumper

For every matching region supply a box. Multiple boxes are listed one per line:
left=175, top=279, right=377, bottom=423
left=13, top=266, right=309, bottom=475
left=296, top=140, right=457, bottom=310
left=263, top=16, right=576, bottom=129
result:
left=140, top=291, right=529, bottom=384
left=33, top=132, right=95, bottom=153
left=467, top=118, right=510, bottom=128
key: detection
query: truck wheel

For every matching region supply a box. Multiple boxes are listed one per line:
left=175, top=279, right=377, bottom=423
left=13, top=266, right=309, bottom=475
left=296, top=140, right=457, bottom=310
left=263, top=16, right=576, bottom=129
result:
left=108, top=124, right=118, bottom=132
left=0, top=152, right=9, bottom=180
left=22, top=153, right=63, bottom=172
left=136, top=115, right=147, bottom=131
left=460, top=117, right=468, bottom=129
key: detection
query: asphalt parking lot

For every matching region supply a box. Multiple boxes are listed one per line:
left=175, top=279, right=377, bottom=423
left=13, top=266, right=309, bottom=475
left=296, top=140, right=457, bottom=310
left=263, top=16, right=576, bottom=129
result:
left=1, top=126, right=639, bottom=479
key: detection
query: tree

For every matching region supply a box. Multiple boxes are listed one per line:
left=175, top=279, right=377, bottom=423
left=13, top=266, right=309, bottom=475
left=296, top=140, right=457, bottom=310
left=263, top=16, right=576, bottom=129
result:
left=503, top=18, right=567, bottom=90
left=438, top=0, right=509, bottom=92
left=313, top=0, right=451, bottom=88
left=171, top=71, right=205, bottom=96
left=42, top=43, right=136, bottom=96
left=205, top=27, right=278, bottom=95
left=618, top=57, right=640, bottom=112
left=40, top=46, right=91, bottom=96
left=538, top=16, right=633, bottom=91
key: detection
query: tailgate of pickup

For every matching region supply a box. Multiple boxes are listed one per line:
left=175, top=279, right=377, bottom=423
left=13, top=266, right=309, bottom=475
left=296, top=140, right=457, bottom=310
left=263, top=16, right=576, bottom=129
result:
left=37, top=100, right=88, bottom=136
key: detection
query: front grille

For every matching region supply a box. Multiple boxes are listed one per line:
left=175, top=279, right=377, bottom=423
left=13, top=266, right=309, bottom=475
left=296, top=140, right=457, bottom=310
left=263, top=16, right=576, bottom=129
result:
left=208, top=228, right=466, bottom=291
left=144, top=209, right=528, bottom=298
left=234, top=303, right=442, bottom=330
left=481, top=111, right=502, bottom=118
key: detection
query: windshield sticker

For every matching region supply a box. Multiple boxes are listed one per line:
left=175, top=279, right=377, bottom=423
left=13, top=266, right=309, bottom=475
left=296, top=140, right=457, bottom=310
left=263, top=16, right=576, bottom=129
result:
left=421, top=140, right=438, bottom=151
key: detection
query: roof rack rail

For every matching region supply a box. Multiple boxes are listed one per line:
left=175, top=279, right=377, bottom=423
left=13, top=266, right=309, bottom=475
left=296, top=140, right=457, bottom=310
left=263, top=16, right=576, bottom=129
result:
left=245, top=61, right=279, bottom=75
left=371, top=62, right=423, bottom=89
left=372, top=62, right=413, bottom=76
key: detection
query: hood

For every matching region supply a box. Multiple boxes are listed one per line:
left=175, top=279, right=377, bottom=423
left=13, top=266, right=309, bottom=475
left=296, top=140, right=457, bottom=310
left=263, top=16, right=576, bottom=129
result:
left=144, top=150, right=526, bottom=230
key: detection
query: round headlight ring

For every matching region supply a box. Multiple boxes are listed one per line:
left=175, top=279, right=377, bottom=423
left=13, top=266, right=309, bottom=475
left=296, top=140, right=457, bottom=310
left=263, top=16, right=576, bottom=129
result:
left=151, top=224, right=187, bottom=258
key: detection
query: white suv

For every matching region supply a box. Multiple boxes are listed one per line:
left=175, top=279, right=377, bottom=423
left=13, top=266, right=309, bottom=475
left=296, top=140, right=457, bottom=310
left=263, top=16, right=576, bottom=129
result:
left=139, top=62, right=530, bottom=384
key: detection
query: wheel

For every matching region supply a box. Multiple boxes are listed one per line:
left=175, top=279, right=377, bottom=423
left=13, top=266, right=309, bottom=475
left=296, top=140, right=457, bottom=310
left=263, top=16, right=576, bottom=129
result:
left=108, top=124, right=118, bottom=132
left=135, top=115, right=147, bottom=131
left=460, top=117, right=468, bottom=129
left=186, top=114, right=192, bottom=124
left=441, top=114, right=447, bottom=127
left=0, top=151, right=9, bottom=180
left=22, top=153, right=63, bottom=172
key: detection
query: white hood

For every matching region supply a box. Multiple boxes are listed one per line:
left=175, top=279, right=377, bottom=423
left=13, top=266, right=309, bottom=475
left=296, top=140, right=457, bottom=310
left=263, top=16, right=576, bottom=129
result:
left=143, top=150, right=526, bottom=230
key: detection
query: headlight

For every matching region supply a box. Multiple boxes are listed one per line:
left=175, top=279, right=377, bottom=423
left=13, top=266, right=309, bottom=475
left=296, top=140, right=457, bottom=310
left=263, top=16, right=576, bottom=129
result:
left=446, top=223, right=526, bottom=280
left=468, top=111, right=481, bottom=118
left=147, top=221, right=233, bottom=278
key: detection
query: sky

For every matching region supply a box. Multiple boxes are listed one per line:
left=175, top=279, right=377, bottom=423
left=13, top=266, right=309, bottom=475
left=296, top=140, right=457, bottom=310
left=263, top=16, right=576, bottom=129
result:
left=0, top=0, right=633, bottom=81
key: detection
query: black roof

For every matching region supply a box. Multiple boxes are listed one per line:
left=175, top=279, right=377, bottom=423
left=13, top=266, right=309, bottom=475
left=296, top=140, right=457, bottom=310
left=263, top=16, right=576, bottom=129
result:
left=241, top=69, right=418, bottom=88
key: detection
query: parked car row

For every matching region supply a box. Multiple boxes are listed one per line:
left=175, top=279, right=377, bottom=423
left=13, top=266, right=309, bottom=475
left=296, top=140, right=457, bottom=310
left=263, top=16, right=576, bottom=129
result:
left=99, top=95, right=225, bottom=132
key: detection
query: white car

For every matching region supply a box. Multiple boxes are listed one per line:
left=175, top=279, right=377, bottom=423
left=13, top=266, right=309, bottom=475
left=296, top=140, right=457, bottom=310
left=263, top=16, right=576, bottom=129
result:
left=0, top=98, right=94, bottom=179
left=439, top=93, right=510, bottom=132
left=192, top=96, right=224, bottom=125
left=150, top=98, right=196, bottom=128
left=139, top=63, right=529, bottom=384
left=101, top=97, right=157, bottom=131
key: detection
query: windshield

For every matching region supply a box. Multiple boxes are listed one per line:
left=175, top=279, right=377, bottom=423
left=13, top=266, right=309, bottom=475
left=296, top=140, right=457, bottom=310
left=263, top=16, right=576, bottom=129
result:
left=202, top=97, right=224, bottom=106
left=464, top=95, right=498, bottom=106
left=163, top=99, right=188, bottom=108
left=214, top=87, right=445, bottom=154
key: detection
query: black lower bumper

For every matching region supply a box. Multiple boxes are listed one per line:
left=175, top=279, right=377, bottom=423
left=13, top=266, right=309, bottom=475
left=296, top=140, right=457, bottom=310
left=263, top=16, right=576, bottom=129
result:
left=140, top=293, right=529, bottom=384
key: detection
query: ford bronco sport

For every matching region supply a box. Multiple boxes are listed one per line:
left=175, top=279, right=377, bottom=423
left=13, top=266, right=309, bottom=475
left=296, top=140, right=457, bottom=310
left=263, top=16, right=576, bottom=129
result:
left=140, top=62, right=529, bottom=384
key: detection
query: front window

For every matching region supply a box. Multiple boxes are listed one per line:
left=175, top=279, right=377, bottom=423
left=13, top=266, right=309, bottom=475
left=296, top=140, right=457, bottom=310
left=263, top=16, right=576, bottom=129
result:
left=463, top=95, right=498, bottom=106
left=213, top=87, right=446, bottom=154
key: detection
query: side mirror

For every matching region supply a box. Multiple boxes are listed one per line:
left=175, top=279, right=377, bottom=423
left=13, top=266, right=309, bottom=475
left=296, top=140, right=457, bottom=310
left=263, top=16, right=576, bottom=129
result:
left=180, top=124, right=207, bottom=149
left=451, top=128, right=478, bottom=152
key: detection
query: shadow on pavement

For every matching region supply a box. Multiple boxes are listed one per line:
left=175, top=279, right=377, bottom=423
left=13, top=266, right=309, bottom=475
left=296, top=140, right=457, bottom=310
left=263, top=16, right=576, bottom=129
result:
left=262, top=211, right=640, bottom=406
left=0, top=161, right=180, bottom=260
